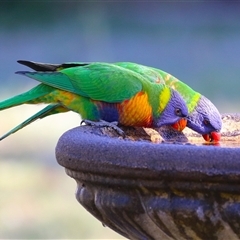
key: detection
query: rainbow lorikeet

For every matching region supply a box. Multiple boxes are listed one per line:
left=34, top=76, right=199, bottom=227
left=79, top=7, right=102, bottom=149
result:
left=114, top=62, right=222, bottom=142
left=0, top=60, right=188, bottom=141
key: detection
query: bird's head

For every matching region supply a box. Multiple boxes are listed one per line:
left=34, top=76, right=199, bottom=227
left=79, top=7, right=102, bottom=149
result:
left=155, top=89, right=188, bottom=128
left=186, top=95, right=222, bottom=142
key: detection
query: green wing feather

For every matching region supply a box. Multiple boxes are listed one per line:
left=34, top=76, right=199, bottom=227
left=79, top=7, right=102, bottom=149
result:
left=16, top=63, right=146, bottom=103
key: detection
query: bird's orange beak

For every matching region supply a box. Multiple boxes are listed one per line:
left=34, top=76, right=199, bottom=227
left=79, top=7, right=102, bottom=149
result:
left=171, top=118, right=187, bottom=131
left=202, top=131, right=221, bottom=143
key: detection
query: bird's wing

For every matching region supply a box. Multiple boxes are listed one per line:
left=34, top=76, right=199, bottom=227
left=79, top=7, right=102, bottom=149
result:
left=16, top=63, right=145, bottom=103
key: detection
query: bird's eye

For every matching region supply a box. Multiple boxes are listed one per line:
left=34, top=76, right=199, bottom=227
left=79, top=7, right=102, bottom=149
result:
left=175, top=108, right=182, bottom=116
left=203, top=119, right=210, bottom=125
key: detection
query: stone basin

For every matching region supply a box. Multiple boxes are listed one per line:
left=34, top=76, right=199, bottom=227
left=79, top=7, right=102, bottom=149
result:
left=55, top=114, right=240, bottom=240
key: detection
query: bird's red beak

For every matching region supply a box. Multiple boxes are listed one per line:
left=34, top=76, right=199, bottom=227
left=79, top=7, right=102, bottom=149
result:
left=202, top=131, right=221, bottom=143
left=171, top=118, right=187, bottom=131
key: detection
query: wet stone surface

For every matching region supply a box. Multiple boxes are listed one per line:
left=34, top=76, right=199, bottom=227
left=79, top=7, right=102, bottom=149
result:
left=55, top=113, right=240, bottom=240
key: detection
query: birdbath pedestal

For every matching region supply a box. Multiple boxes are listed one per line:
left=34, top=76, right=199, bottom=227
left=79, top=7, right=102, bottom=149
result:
left=55, top=114, right=240, bottom=240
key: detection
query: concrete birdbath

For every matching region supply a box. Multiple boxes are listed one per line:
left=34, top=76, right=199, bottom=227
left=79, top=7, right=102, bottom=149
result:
left=55, top=113, right=240, bottom=240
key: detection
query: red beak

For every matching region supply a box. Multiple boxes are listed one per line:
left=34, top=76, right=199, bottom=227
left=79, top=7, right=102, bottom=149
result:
left=202, top=131, right=221, bottom=142
left=171, top=118, right=187, bottom=131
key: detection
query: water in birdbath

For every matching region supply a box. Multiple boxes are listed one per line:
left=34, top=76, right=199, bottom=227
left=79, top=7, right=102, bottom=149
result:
left=187, top=114, right=240, bottom=148
left=179, top=113, right=240, bottom=148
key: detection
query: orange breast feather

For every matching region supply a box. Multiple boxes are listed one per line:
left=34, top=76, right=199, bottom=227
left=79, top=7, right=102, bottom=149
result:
left=118, top=91, right=153, bottom=127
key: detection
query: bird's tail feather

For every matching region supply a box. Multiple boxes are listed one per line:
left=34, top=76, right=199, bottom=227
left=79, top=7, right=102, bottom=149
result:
left=0, top=84, right=54, bottom=111
left=0, top=103, right=67, bottom=141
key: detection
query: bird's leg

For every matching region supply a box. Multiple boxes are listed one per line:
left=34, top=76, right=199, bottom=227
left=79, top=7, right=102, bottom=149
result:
left=81, top=119, right=125, bottom=137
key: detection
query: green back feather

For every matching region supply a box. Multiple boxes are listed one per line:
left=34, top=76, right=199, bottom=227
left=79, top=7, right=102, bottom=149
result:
left=112, top=62, right=201, bottom=114
left=151, top=68, right=201, bottom=113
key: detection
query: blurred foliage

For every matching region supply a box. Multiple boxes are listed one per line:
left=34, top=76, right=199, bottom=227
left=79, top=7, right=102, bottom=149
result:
left=0, top=1, right=240, bottom=239
left=0, top=1, right=240, bottom=111
left=0, top=2, right=86, bottom=29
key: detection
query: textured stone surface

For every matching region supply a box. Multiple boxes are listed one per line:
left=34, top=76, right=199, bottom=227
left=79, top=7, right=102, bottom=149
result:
left=55, top=115, right=240, bottom=240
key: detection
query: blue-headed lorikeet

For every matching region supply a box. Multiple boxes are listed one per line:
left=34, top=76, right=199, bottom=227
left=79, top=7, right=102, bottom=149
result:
left=113, top=62, right=222, bottom=142
left=0, top=60, right=189, bottom=141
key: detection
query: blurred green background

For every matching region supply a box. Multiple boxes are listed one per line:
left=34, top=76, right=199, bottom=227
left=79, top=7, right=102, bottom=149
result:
left=0, top=1, right=240, bottom=239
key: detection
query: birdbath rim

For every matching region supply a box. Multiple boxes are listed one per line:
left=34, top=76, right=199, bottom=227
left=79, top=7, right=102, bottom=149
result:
left=56, top=125, right=240, bottom=189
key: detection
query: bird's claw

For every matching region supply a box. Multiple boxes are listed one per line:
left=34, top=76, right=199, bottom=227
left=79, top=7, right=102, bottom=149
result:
left=81, top=119, right=125, bottom=137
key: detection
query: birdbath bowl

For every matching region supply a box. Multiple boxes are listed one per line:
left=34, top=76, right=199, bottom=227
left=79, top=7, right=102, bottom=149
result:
left=55, top=114, right=240, bottom=240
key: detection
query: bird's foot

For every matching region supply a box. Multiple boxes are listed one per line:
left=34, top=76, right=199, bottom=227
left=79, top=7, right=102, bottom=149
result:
left=81, top=119, right=125, bottom=137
